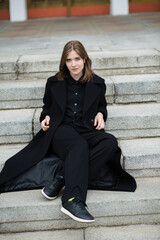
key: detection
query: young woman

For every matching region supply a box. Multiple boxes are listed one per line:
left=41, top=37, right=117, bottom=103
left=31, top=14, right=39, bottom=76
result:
left=0, top=41, right=136, bottom=223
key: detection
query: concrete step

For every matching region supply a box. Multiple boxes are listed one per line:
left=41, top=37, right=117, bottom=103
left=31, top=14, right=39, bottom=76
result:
left=1, top=49, right=160, bottom=80
left=0, top=225, right=160, bottom=240
left=0, top=73, right=160, bottom=109
left=0, top=177, right=160, bottom=233
left=0, top=138, right=160, bottom=177
left=105, top=103, right=160, bottom=139
left=0, top=109, right=34, bottom=144
left=0, top=79, right=45, bottom=109
left=0, top=103, right=160, bottom=144
left=119, top=138, right=160, bottom=178
left=110, top=73, right=160, bottom=104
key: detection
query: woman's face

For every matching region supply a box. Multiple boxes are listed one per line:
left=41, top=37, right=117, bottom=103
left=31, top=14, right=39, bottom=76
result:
left=66, top=50, right=85, bottom=80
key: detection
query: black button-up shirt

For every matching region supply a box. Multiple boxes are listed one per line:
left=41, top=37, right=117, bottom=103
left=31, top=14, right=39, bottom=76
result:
left=63, top=74, right=86, bottom=126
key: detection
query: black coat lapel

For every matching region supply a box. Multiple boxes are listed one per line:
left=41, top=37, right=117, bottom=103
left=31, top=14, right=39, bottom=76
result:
left=83, top=81, right=99, bottom=116
left=51, top=80, right=66, bottom=114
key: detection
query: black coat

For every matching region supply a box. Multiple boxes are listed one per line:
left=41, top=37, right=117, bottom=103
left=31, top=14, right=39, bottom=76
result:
left=0, top=74, right=136, bottom=193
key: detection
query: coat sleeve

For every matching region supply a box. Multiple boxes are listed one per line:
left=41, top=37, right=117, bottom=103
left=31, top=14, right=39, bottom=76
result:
left=97, top=79, right=108, bottom=122
left=40, top=78, right=52, bottom=123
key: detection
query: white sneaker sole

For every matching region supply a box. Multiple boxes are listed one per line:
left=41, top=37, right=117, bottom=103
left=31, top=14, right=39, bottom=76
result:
left=61, top=206, right=95, bottom=223
left=41, top=188, right=57, bottom=200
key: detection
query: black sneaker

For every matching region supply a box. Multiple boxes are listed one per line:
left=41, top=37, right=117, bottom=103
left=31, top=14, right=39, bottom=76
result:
left=41, top=175, right=65, bottom=200
left=61, top=197, right=95, bottom=223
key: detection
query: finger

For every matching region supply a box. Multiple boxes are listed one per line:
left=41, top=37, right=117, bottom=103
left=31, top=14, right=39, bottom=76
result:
left=43, top=126, right=49, bottom=131
left=42, top=121, right=46, bottom=128
left=96, top=121, right=101, bottom=129
left=47, top=119, right=50, bottom=125
left=41, top=122, right=45, bottom=128
left=97, top=120, right=104, bottom=130
left=94, top=117, right=98, bottom=126
left=46, top=117, right=50, bottom=125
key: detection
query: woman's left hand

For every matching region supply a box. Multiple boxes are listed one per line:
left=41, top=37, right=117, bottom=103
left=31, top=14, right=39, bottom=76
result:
left=94, top=112, right=105, bottom=130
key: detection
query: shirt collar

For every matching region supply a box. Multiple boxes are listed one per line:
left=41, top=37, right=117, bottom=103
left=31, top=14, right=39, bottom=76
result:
left=67, top=73, right=84, bottom=85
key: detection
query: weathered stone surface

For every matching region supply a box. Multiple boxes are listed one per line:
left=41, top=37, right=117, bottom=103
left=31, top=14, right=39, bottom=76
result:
left=128, top=169, right=160, bottom=178
left=94, top=66, right=160, bottom=76
left=0, top=55, right=19, bottom=74
left=112, top=74, right=160, bottom=103
left=108, top=128, right=160, bottom=140
left=0, top=225, right=159, bottom=240
left=85, top=225, right=160, bottom=240
left=0, top=73, right=17, bottom=81
left=0, top=109, right=34, bottom=136
left=18, top=72, right=56, bottom=80
left=115, top=93, right=160, bottom=104
left=0, top=229, right=84, bottom=240
left=90, top=49, right=160, bottom=69
left=0, top=99, right=43, bottom=110
left=0, top=109, right=34, bottom=144
left=119, top=138, right=160, bottom=170
left=0, top=135, right=32, bottom=145
left=106, top=103, right=160, bottom=131
left=1, top=49, right=159, bottom=79
left=112, top=74, right=160, bottom=95
left=17, top=50, right=160, bottom=75
left=18, top=54, right=60, bottom=74
left=0, top=79, right=45, bottom=109
left=0, top=178, right=159, bottom=232
left=1, top=213, right=159, bottom=234
left=104, top=77, right=114, bottom=104
left=0, top=79, right=45, bottom=101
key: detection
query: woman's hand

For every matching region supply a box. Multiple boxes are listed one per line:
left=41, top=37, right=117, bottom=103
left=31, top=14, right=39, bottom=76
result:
left=94, top=112, right=105, bottom=130
left=41, top=115, right=50, bottom=131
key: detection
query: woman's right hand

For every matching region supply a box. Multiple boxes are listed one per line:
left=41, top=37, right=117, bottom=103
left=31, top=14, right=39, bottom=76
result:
left=41, top=115, right=50, bottom=131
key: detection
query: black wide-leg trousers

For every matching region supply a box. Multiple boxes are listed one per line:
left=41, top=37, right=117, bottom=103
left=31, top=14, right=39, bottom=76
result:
left=51, top=123, right=118, bottom=204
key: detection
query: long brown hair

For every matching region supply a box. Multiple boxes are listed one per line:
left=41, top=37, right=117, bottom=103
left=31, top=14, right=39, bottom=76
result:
left=56, top=40, right=94, bottom=82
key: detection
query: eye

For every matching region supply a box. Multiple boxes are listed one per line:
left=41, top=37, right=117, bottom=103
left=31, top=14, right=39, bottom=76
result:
left=75, top=57, right=80, bottom=61
left=66, top=59, right=71, bottom=62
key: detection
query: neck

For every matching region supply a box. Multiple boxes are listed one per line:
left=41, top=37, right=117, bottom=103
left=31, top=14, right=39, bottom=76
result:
left=70, top=73, right=83, bottom=81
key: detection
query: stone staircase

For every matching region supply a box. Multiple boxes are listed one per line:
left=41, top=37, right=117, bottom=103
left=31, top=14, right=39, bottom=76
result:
left=0, top=49, right=160, bottom=239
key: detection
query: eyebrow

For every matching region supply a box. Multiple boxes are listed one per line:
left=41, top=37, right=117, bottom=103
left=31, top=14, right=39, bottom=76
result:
left=66, top=57, right=80, bottom=60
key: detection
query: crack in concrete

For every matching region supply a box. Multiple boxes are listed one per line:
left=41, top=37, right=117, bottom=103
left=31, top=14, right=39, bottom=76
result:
left=154, top=48, right=160, bottom=53
left=15, top=55, right=22, bottom=80
left=32, top=108, right=36, bottom=138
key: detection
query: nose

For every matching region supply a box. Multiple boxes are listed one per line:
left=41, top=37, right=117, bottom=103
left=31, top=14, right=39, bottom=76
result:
left=71, top=60, right=76, bottom=67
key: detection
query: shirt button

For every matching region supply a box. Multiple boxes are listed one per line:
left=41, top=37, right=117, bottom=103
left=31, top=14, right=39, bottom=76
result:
left=74, top=111, right=76, bottom=114
left=74, top=103, right=77, bottom=106
left=75, top=92, right=78, bottom=95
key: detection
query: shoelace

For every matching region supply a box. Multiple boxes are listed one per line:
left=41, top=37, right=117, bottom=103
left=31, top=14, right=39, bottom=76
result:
left=73, top=198, right=88, bottom=210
